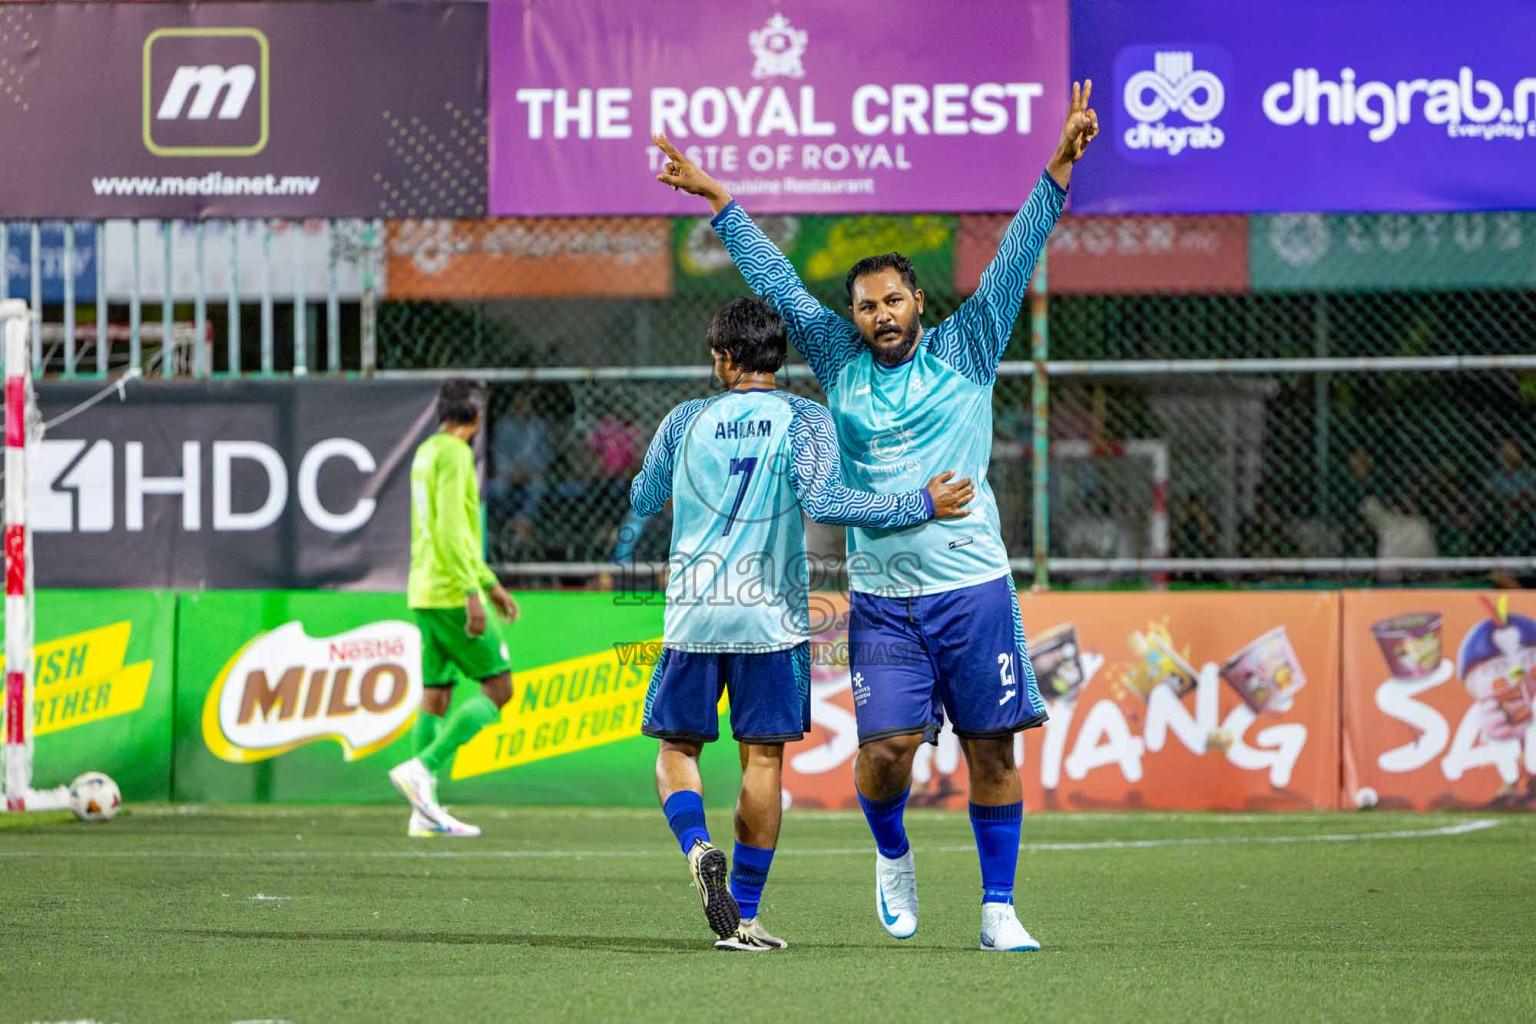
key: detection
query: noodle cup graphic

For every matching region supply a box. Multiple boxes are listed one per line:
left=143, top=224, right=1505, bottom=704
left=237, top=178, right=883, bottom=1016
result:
left=1370, top=612, right=1443, bottom=680
left=1124, top=626, right=1199, bottom=701
left=1220, top=626, right=1306, bottom=714
left=1033, top=623, right=1087, bottom=703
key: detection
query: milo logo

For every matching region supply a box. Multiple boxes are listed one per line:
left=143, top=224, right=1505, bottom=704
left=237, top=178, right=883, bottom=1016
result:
left=203, top=621, right=423, bottom=763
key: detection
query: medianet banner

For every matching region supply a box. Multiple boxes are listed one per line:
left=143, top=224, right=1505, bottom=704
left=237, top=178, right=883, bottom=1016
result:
left=0, top=3, right=485, bottom=218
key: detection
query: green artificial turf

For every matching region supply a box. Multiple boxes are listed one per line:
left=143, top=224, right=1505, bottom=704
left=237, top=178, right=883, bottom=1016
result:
left=1, top=806, right=1532, bottom=1023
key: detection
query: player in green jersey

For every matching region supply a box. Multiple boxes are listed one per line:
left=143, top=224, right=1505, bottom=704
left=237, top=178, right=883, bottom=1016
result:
left=389, top=379, right=520, bottom=838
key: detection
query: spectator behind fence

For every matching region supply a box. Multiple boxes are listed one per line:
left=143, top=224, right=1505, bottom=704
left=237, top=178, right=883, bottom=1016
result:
left=486, top=391, right=553, bottom=542
left=1486, top=435, right=1536, bottom=557
left=1361, top=483, right=1438, bottom=582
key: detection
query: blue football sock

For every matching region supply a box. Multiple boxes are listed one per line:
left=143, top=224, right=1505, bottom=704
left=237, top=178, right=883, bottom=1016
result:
left=730, top=842, right=775, bottom=921
left=857, top=787, right=911, bottom=860
left=969, top=801, right=1023, bottom=905
left=662, top=790, right=710, bottom=855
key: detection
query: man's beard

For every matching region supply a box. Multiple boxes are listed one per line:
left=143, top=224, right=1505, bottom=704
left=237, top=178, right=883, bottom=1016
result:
left=866, top=317, right=920, bottom=366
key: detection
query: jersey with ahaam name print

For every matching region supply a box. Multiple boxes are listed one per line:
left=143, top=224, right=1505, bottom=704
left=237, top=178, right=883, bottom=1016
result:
left=712, top=171, right=1067, bottom=596
left=629, top=388, right=933, bottom=651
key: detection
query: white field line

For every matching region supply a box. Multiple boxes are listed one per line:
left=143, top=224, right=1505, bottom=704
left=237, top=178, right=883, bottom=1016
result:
left=0, top=818, right=1501, bottom=860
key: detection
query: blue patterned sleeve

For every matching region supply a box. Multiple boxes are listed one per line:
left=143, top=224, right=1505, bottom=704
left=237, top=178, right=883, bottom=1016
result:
left=788, top=404, right=933, bottom=528
left=712, top=202, right=865, bottom=391
left=928, top=170, right=1066, bottom=386
left=629, top=404, right=688, bottom=518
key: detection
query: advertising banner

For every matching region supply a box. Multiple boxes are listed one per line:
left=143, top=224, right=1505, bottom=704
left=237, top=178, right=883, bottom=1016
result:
left=676, top=213, right=955, bottom=298
left=5, top=223, right=99, bottom=304
left=34, top=380, right=437, bottom=590
left=1070, top=0, right=1536, bottom=213
left=0, top=4, right=485, bottom=218
left=101, top=219, right=376, bottom=301
left=782, top=592, right=1341, bottom=811
left=1342, top=591, right=1536, bottom=811
left=957, top=214, right=1248, bottom=295
left=172, top=591, right=744, bottom=805
left=385, top=219, right=673, bottom=300
left=1251, top=213, right=1536, bottom=292
left=489, top=0, right=1069, bottom=215
left=4, top=591, right=176, bottom=801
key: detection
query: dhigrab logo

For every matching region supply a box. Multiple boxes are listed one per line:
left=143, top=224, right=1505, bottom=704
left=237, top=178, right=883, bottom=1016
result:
left=1115, top=46, right=1231, bottom=159
left=1263, top=67, right=1536, bottom=143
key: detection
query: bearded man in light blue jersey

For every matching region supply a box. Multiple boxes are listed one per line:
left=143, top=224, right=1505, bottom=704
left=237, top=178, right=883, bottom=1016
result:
left=630, top=296, right=973, bottom=951
left=652, top=81, right=1099, bottom=953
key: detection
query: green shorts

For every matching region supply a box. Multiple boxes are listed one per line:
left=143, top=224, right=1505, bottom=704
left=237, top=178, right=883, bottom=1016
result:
left=414, top=607, right=513, bottom=686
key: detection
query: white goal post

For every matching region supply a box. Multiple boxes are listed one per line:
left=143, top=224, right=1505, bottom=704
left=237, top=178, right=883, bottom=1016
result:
left=0, top=300, right=69, bottom=811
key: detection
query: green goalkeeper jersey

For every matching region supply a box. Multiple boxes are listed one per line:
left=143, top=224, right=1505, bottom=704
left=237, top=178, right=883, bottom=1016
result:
left=408, top=432, right=499, bottom=609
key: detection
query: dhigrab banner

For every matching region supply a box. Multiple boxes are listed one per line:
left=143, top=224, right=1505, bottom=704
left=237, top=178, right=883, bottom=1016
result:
left=33, top=380, right=437, bottom=590
left=489, top=0, right=1068, bottom=215
left=1070, top=0, right=1536, bottom=213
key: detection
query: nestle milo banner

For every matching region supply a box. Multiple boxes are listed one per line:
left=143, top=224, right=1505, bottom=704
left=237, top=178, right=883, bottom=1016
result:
left=173, top=590, right=741, bottom=805
left=4, top=591, right=176, bottom=801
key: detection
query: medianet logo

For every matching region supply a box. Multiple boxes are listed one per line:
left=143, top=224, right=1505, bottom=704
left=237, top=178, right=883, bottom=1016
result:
left=1116, top=47, right=1230, bottom=158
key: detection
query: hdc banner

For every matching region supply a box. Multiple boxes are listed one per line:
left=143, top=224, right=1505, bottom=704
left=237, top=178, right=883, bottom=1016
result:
left=0, top=4, right=485, bottom=218
left=35, top=380, right=438, bottom=590
left=489, top=0, right=1068, bottom=215
left=1070, top=0, right=1536, bottom=213
left=1343, top=591, right=1535, bottom=811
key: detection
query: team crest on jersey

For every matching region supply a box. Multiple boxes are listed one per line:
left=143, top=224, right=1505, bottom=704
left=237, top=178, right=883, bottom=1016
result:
left=868, top=427, right=914, bottom=462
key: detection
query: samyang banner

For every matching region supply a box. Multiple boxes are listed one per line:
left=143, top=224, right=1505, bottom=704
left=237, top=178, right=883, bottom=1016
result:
left=1342, top=591, right=1535, bottom=812
left=1070, top=0, right=1536, bottom=213
left=33, top=380, right=437, bottom=590
left=489, top=0, right=1069, bottom=215
left=781, top=591, right=1341, bottom=812
left=0, top=4, right=485, bottom=218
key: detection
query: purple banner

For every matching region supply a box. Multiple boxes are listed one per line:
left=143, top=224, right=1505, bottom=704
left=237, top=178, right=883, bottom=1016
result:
left=489, top=0, right=1068, bottom=215
left=1071, top=0, right=1536, bottom=214
left=0, top=4, right=485, bottom=218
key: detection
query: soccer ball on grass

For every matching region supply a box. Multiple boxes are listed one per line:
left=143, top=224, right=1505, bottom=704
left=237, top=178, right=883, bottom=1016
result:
left=69, top=771, right=121, bottom=823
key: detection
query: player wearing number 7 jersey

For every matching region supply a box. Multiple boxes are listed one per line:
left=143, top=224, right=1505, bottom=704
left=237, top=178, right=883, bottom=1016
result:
left=629, top=297, right=974, bottom=952
left=653, top=81, right=1100, bottom=951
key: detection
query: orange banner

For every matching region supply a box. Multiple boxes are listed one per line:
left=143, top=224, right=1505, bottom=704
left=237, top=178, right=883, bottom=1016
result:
left=1342, top=590, right=1535, bottom=811
left=783, top=591, right=1340, bottom=812
left=385, top=218, right=672, bottom=299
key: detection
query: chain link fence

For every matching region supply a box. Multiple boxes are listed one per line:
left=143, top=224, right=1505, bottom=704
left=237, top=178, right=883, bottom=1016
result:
left=374, top=211, right=1536, bottom=588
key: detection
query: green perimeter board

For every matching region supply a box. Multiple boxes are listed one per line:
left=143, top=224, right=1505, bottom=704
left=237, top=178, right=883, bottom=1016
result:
left=674, top=211, right=956, bottom=303
left=174, top=591, right=740, bottom=806
left=8, top=590, right=176, bottom=801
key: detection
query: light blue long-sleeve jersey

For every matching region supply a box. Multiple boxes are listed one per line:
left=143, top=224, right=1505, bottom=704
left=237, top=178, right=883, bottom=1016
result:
left=630, top=388, right=934, bottom=650
left=712, top=170, right=1067, bottom=597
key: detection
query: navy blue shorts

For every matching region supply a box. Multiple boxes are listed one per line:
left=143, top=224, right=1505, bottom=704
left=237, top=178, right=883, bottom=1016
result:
left=641, top=643, right=811, bottom=744
left=848, top=575, right=1047, bottom=744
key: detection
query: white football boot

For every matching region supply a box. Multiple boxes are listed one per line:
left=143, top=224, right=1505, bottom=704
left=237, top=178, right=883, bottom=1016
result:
left=714, top=917, right=788, bottom=952
left=979, top=902, right=1041, bottom=952
left=408, top=808, right=481, bottom=838
left=388, top=757, right=444, bottom=822
left=874, top=849, right=918, bottom=940
left=686, top=840, right=741, bottom=940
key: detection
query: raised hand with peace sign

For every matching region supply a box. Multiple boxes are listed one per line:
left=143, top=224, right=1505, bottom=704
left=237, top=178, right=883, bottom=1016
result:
left=1046, top=79, right=1100, bottom=189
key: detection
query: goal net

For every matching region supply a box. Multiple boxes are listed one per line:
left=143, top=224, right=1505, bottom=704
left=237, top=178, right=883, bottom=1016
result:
left=0, top=300, right=69, bottom=811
